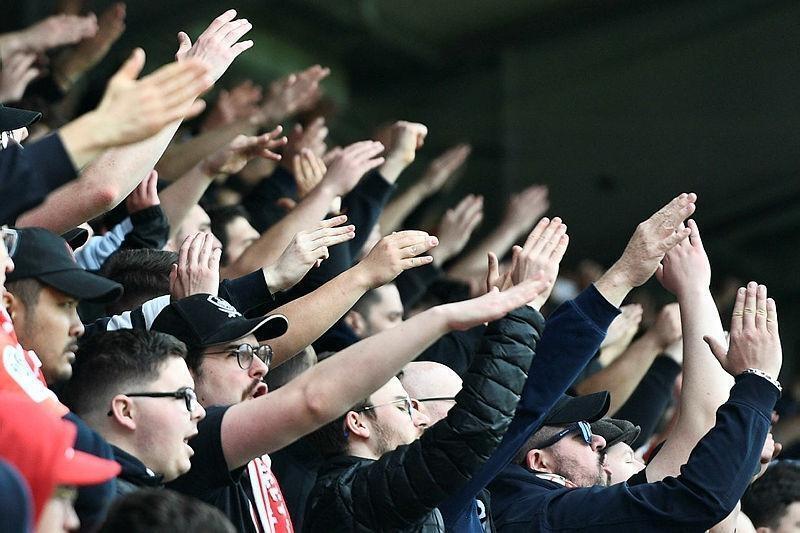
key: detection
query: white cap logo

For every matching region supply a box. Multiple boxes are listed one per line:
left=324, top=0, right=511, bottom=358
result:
left=207, top=295, right=242, bottom=318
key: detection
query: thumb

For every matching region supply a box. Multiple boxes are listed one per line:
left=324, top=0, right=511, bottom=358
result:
left=116, top=47, right=145, bottom=81
left=703, top=335, right=728, bottom=366
left=655, top=263, right=664, bottom=284
left=169, top=264, right=178, bottom=290
left=176, top=32, right=192, bottom=59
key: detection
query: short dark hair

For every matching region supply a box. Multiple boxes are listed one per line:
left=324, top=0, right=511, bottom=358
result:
left=99, top=488, right=235, bottom=533
left=306, top=397, right=374, bottom=458
left=265, top=347, right=317, bottom=391
left=61, top=330, right=187, bottom=418
left=351, top=283, right=395, bottom=318
left=512, top=425, right=567, bottom=465
left=5, top=278, right=43, bottom=309
left=207, top=205, right=251, bottom=266
left=743, top=460, right=800, bottom=528
left=100, top=250, right=177, bottom=314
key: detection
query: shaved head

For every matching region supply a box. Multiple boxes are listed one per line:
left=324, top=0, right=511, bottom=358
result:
left=400, top=362, right=462, bottom=424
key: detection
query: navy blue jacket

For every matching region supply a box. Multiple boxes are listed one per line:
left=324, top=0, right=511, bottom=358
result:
left=489, top=374, right=779, bottom=532
left=440, top=284, right=620, bottom=532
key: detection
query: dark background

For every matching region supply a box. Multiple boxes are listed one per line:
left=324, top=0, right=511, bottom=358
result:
left=7, top=0, right=800, bottom=377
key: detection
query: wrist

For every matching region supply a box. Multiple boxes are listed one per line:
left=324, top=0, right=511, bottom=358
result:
left=594, top=265, right=633, bottom=308
left=739, top=368, right=782, bottom=393
left=58, top=111, right=109, bottom=169
left=197, top=159, right=226, bottom=181
left=378, top=156, right=408, bottom=184
left=347, top=262, right=375, bottom=291
left=262, top=265, right=286, bottom=294
left=424, top=305, right=456, bottom=335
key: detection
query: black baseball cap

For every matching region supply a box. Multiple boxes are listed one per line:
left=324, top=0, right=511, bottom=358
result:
left=543, top=391, right=610, bottom=426
left=0, top=104, right=41, bottom=132
left=151, top=294, right=289, bottom=350
left=6, top=227, right=122, bottom=303
left=591, top=418, right=641, bottom=449
left=61, top=228, right=90, bottom=250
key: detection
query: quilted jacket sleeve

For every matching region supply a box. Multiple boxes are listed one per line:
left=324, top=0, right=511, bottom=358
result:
left=345, top=305, right=543, bottom=530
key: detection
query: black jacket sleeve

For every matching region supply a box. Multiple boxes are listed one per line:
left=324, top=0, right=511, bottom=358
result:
left=319, top=306, right=541, bottom=531
left=394, top=263, right=443, bottom=311
left=0, top=133, right=77, bottom=224
left=242, top=166, right=297, bottom=232
left=416, top=326, right=486, bottom=376
left=615, top=355, right=682, bottom=449
left=340, top=170, right=396, bottom=256
left=119, top=206, right=170, bottom=251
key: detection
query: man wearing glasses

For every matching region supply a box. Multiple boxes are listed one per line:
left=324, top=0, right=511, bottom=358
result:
left=61, top=330, right=205, bottom=495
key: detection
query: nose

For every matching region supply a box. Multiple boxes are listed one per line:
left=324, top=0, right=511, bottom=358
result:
left=590, top=435, right=606, bottom=452
left=412, top=405, right=430, bottom=428
left=5, top=256, right=13, bottom=273
left=71, top=310, right=85, bottom=339
left=193, top=402, right=206, bottom=422
left=249, top=353, right=268, bottom=380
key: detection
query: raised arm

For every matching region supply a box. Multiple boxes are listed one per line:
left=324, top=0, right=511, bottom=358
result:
left=219, top=278, right=545, bottom=468
left=574, top=303, right=681, bottom=414
left=646, top=219, right=732, bottom=482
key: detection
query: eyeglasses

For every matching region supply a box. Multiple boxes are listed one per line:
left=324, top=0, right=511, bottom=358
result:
left=106, top=387, right=199, bottom=416
left=536, top=421, right=593, bottom=449
left=0, top=227, right=18, bottom=257
left=206, top=343, right=273, bottom=371
left=417, top=396, right=457, bottom=404
left=356, top=397, right=414, bottom=421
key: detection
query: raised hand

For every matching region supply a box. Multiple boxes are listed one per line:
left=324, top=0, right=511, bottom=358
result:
left=418, top=143, right=472, bottom=197
left=650, top=303, right=682, bottom=348
left=503, top=185, right=550, bottom=236
left=263, top=215, right=355, bottom=292
left=176, top=9, right=253, bottom=82
left=379, top=121, right=428, bottom=182
left=656, top=219, right=711, bottom=298
left=11, top=13, right=98, bottom=54
left=439, top=279, right=550, bottom=332
left=259, top=65, right=330, bottom=124
left=355, top=230, right=439, bottom=289
left=170, top=232, right=222, bottom=300
left=601, top=304, right=643, bottom=350
left=283, top=117, right=328, bottom=164
left=125, top=169, right=160, bottom=214
left=201, top=80, right=263, bottom=132
left=321, top=141, right=385, bottom=196
left=293, top=149, right=327, bottom=199
left=507, top=216, right=569, bottom=309
left=430, top=195, right=484, bottom=264
left=598, top=193, right=696, bottom=306
left=704, top=282, right=782, bottom=379
left=88, top=48, right=211, bottom=147
left=53, top=3, right=126, bottom=88
left=201, top=127, right=287, bottom=177
left=0, top=52, right=38, bottom=103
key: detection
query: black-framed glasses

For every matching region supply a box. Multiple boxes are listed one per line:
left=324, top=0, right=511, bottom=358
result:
left=0, top=227, right=18, bottom=257
left=206, top=343, right=273, bottom=371
left=536, top=421, right=593, bottom=449
left=356, top=397, right=414, bottom=421
left=106, top=387, right=199, bottom=416
left=417, top=396, right=457, bottom=404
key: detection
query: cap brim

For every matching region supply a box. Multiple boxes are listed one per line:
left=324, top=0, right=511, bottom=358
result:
left=38, top=269, right=123, bottom=304
left=545, top=392, right=610, bottom=425
left=205, top=313, right=289, bottom=347
left=0, top=105, right=41, bottom=131
left=54, top=448, right=120, bottom=487
left=61, top=228, right=89, bottom=250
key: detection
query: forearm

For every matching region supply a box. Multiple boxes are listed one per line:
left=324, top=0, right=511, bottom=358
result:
left=378, top=182, right=427, bottom=234
left=574, top=332, right=663, bottom=414
left=18, top=120, right=182, bottom=233
left=448, top=223, right=519, bottom=279
left=159, top=164, right=215, bottom=240
left=267, top=264, right=371, bottom=365
left=155, top=118, right=254, bottom=180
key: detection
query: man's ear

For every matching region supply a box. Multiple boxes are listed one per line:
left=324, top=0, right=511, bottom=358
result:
left=109, top=395, right=137, bottom=431
left=527, top=448, right=551, bottom=473
left=344, top=411, right=370, bottom=440
left=344, top=311, right=367, bottom=338
left=3, top=291, right=16, bottom=316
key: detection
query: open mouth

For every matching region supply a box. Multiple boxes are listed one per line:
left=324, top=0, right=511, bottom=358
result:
left=251, top=383, right=268, bottom=399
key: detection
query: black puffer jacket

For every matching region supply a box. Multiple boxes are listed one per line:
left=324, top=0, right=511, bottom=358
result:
left=304, top=306, right=543, bottom=532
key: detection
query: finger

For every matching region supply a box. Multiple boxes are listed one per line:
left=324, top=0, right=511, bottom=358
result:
left=175, top=32, right=192, bottom=58
left=346, top=140, right=385, bottom=160
left=300, top=151, right=315, bottom=180
left=183, top=98, right=207, bottom=121
left=221, top=19, right=253, bottom=47
left=756, top=284, right=768, bottom=330
left=400, top=256, right=434, bottom=270
left=765, top=297, right=778, bottom=335
left=293, top=154, right=302, bottom=178
left=178, top=233, right=192, bottom=272
left=198, top=232, right=212, bottom=267
left=541, top=223, right=567, bottom=257
left=209, top=247, right=222, bottom=271
left=115, top=47, right=145, bottom=81
left=655, top=263, right=664, bottom=284
left=486, top=252, right=500, bottom=292
left=318, top=215, right=348, bottom=229
left=308, top=152, right=326, bottom=179
left=730, top=287, right=746, bottom=336
left=521, top=218, right=550, bottom=255
left=530, top=217, right=562, bottom=256
left=552, top=234, right=570, bottom=263
left=743, top=281, right=758, bottom=331
left=389, top=230, right=432, bottom=248
left=188, top=232, right=204, bottom=268
left=703, top=335, right=728, bottom=367
left=169, top=264, right=178, bottom=291
left=313, top=232, right=356, bottom=248
left=201, top=9, right=237, bottom=37
left=147, top=169, right=159, bottom=198
left=399, top=236, right=438, bottom=258
left=687, top=219, right=705, bottom=250
left=660, top=226, right=692, bottom=252
left=309, top=224, right=355, bottom=242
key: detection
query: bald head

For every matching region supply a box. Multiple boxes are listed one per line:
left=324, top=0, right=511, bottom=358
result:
left=400, top=362, right=462, bottom=425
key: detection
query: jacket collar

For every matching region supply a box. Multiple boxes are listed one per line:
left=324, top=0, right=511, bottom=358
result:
left=111, top=445, right=163, bottom=488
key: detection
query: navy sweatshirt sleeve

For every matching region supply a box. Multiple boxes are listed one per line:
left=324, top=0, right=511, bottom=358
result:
left=615, top=356, right=682, bottom=449
left=440, top=284, right=619, bottom=531
left=340, top=170, right=396, bottom=256
left=496, top=374, right=778, bottom=532
left=0, top=133, right=77, bottom=224
left=395, top=262, right=444, bottom=311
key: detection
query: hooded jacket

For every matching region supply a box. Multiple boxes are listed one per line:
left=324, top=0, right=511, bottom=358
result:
left=304, top=305, right=544, bottom=533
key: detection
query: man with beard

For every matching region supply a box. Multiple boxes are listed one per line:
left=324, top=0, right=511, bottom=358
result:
left=489, top=281, right=784, bottom=532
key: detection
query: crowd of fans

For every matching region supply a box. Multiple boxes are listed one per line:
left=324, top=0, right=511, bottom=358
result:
left=0, top=5, right=798, bottom=533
